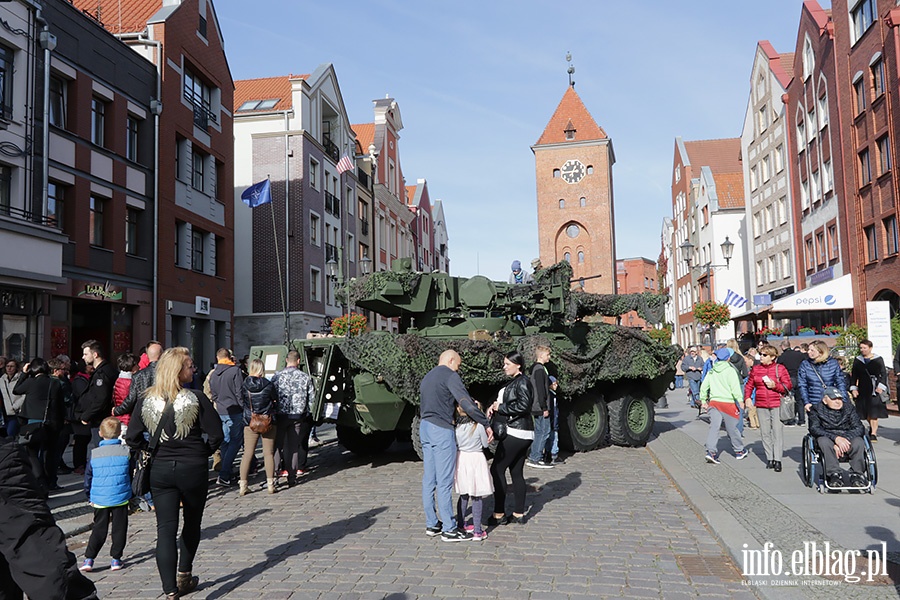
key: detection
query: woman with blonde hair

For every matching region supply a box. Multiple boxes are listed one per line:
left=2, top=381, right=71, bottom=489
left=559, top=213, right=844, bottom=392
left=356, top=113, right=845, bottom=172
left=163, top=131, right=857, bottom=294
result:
left=239, top=358, right=278, bottom=495
left=126, top=348, right=223, bottom=600
left=797, top=340, right=846, bottom=413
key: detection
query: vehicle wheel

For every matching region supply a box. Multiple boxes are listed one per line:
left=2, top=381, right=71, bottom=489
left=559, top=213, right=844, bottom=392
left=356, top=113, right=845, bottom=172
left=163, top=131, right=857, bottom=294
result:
left=558, top=393, right=608, bottom=452
left=336, top=425, right=396, bottom=456
left=608, top=394, right=655, bottom=447
left=411, top=414, right=423, bottom=460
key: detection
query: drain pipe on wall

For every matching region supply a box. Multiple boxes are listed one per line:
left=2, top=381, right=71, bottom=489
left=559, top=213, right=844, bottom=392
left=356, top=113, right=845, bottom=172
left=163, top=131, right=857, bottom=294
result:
left=35, top=6, right=55, bottom=221
left=119, top=35, right=163, bottom=335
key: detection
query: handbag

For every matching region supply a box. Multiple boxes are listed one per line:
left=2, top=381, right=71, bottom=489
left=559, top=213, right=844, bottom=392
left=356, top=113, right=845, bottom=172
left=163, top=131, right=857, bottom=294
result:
left=870, top=375, right=889, bottom=404
left=490, top=413, right=508, bottom=441
left=132, top=403, right=173, bottom=497
left=249, top=412, right=273, bottom=434
left=775, top=365, right=796, bottom=422
left=18, top=379, right=52, bottom=447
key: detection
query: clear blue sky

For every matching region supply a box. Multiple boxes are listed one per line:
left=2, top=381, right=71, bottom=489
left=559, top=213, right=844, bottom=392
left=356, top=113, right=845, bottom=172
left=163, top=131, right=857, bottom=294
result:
left=219, top=0, right=816, bottom=281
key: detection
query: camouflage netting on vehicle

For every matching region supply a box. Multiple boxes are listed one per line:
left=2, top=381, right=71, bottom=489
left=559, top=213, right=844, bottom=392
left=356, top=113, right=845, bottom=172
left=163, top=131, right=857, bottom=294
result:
left=569, top=291, right=668, bottom=325
left=339, top=325, right=680, bottom=404
left=347, top=270, right=421, bottom=305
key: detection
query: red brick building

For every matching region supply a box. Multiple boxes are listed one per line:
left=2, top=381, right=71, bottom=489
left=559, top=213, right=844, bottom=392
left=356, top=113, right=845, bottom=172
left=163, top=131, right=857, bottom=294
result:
left=616, top=257, right=657, bottom=329
left=831, top=0, right=900, bottom=316
left=73, top=0, right=235, bottom=369
left=532, top=85, right=616, bottom=294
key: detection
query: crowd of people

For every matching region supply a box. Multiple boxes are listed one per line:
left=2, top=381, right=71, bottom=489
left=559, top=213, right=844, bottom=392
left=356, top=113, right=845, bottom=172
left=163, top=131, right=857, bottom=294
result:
left=676, top=336, right=886, bottom=488
left=0, top=340, right=318, bottom=599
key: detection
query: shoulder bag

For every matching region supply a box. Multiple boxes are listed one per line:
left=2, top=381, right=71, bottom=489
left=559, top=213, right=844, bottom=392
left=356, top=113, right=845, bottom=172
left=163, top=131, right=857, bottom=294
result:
left=132, top=402, right=174, bottom=497
left=18, top=379, right=52, bottom=447
left=870, top=375, right=889, bottom=404
left=490, top=387, right=508, bottom=441
left=249, top=412, right=273, bottom=434
left=775, top=365, right=796, bottom=423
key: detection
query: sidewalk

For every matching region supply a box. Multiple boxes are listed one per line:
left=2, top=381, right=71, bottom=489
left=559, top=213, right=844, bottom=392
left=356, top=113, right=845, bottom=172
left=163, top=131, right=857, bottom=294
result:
left=649, top=388, right=900, bottom=599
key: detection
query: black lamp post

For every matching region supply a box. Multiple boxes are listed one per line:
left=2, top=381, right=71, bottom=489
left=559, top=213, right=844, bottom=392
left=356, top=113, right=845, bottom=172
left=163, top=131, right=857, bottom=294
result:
left=680, top=237, right=735, bottom=345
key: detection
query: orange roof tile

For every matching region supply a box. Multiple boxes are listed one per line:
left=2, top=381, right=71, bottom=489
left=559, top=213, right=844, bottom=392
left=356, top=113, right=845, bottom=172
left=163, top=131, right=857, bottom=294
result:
left=535, top=86, right=606, bottom=145
left=405, top=185, right=416, bottom=205
left=234, top=76, right=303, bottom=113
left=352, top=123, right=375, bottom=155
left=683, top=138, right=742, bottom=174
left=70, top=0, right=161, bottom=35
left=712, top=172, right=745, bottom=208
left=778, top=53, right=795, bottom=83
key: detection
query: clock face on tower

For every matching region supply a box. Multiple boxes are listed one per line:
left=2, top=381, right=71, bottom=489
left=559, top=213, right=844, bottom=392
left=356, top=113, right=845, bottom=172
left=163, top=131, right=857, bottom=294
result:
left=561, top=159, right=586, bottom=184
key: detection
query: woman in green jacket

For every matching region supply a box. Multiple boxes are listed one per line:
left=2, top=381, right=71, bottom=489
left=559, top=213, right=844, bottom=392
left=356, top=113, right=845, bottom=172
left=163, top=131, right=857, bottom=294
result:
left=701, top=348, right=748, bottom=464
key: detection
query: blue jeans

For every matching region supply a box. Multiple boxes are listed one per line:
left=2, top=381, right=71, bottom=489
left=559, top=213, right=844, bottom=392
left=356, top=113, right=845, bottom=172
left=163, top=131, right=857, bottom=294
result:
left=530, top=414, right=551, bottom=462
left=675, top=375, right=684, bottom=388
left=688, top=379, right=701, bottom=405
left=218, top=409, right=243, bottom=481
left=544, top=404, right=559, bottom=458
left=420, top=419, right=457, bottom=533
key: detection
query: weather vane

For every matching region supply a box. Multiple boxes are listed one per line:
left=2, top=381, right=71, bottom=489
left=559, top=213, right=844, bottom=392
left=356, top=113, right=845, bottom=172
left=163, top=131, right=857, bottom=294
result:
left=566, top=52, right=575, bottom=87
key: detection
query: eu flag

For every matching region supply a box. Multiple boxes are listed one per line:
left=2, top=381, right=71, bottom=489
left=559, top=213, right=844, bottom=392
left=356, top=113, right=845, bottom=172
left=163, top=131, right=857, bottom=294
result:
left=241, top=179, right=272, bottom=208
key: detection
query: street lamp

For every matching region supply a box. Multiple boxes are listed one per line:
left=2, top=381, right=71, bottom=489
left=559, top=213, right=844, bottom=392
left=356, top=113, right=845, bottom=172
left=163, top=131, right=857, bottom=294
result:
left=680, top=236, right=735, bottom=345
left=360, top=255, right=372, bottom=276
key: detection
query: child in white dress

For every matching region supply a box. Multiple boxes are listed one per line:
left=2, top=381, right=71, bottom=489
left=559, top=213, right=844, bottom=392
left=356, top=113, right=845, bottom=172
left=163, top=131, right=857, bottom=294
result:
left=454, top=406, right=493, bottom=541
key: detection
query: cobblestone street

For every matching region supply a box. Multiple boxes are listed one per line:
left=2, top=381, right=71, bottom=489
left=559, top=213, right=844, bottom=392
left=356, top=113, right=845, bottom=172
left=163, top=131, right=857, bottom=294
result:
left=66, top=431, right=754, bottom=599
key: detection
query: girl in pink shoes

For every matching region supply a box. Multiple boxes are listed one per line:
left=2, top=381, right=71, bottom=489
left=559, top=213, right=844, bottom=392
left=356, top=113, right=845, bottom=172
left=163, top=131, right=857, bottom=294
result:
left=454, top=406, right=493, bottom=541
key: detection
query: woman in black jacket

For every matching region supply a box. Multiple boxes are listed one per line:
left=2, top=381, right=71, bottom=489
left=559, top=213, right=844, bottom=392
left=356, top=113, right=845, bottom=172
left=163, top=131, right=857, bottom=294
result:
left=239, top=358, right=278, bottom=496
left=13, top=358, right=64, bottom=492
left=487, top=350, right=534, bottom=525
left=126, top=347, right=223, bottom=599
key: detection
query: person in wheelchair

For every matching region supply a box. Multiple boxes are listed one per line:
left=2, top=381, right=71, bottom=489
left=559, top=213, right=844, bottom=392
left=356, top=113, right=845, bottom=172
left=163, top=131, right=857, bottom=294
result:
left=808, top=386, right=867, bottom=488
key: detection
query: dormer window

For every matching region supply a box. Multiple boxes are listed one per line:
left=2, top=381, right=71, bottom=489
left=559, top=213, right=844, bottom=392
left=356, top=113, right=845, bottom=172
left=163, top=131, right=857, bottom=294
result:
left=564, top=119, right=576, bottom=141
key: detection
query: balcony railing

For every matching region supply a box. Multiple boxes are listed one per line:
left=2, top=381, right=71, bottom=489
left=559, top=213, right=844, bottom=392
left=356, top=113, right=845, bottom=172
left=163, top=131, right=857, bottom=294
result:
left=322, top=135, right=340, bottom=162
left=0, top=203, right=62, bottom=229
left=357, top=168, right=370, bottom=189
left=325, top=242, right=337, bottom=263
left=184, top=89, right=217, bottom=131
left=324, top=191, right=340, bottom=218
left=359, top=218, right=369, bottom=236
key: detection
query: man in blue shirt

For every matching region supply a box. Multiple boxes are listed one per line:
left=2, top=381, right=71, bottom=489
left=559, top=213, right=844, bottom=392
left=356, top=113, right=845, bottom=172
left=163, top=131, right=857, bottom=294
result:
left=420, top=350, right=491, bottom=542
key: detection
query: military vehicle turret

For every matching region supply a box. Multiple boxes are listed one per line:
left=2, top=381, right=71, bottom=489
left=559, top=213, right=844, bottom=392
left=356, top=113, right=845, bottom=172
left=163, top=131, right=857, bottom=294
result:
left=249, top=259, right=678, bottom=457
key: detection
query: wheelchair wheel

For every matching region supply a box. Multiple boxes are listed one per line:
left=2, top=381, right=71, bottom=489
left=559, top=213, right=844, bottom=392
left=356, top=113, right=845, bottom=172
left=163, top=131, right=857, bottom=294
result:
left=865, top=436, right=878, bottom=490
left=801, top=436, right=813, bottom=488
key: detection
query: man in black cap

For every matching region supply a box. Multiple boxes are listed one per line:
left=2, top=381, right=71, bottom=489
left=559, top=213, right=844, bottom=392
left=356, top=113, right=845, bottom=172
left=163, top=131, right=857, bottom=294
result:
left=808, top=386, right=867, bottom=488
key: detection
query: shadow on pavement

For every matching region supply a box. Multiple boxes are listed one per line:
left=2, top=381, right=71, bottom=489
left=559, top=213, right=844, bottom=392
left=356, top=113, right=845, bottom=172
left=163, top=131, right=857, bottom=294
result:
left=523, top=470, right=582, bottom=521
left=201, top=508, right=271, bottom=541
left=201, top=506, right=388, bottom=598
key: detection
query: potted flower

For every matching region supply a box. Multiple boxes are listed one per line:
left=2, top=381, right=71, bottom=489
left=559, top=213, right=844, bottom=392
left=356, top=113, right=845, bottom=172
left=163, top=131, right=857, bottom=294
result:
left=759, top=326, right=783, bottom=338
left=331, top=312, right=369, bottom=337
left=821, top=323, right=842, bottom=336
left=797, top=326, right=817, bottom=336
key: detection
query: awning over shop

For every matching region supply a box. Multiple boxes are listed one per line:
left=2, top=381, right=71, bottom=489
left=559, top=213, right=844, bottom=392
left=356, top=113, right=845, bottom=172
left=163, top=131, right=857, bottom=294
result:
left=770, top=274, right=853, bottom=312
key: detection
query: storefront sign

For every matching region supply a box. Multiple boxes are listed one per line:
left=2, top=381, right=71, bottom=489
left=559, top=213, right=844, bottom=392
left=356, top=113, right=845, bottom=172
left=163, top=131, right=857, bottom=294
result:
left=866, top=301, right=892, bottom=358
left=195, top=296, right=210, bottom=315
left=771, top=275, right=853, bottom=312
left=771, top=285, right=794, bottom=300
left=77, top=281, right=122, bottom=301
left=809, top=266, right=834, bottom=286
left=753, top=294, right=772, bottom=306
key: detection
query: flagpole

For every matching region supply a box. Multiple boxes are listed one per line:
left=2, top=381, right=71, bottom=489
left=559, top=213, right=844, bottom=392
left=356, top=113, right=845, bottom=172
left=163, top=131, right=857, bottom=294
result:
left=267, top=175, right=289, bottom=346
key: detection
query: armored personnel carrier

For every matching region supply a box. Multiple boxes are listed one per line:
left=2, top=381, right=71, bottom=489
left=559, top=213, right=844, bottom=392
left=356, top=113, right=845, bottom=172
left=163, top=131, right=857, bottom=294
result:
left=249, top=259, right=678, bottom=457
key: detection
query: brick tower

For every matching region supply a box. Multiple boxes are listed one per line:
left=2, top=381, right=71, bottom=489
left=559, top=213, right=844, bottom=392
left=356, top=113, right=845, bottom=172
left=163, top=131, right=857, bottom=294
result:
left=532, top=84, right=616, bottom=294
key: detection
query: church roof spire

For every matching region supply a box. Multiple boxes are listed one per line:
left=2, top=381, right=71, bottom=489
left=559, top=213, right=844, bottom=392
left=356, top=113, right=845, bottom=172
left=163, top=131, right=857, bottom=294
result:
left=535, top=85, right=606, bottom=146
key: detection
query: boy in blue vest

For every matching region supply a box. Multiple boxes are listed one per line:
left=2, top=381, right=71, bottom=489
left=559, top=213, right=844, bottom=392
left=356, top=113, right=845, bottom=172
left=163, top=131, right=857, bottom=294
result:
left=80, top=417, right=130, bottom=572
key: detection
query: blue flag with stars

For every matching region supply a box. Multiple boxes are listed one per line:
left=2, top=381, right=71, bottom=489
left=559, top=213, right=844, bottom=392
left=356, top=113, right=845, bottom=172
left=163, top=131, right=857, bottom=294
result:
left=241, top=179, right=272, bottom=208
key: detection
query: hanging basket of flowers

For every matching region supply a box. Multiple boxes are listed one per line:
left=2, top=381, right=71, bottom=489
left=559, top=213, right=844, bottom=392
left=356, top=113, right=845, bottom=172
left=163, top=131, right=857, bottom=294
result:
left=758, top=326, right=783, bottom=337
left=692, top=301, right=732, bottom=327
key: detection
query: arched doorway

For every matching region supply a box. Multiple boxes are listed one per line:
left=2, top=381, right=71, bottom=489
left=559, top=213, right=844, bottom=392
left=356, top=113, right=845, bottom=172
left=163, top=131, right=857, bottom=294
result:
left=873, top=289, right=900, bottom=318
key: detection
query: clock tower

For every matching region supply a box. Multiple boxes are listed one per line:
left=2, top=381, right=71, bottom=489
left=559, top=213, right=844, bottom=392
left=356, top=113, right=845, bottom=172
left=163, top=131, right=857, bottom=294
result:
left=532, top=84, right=616, bottom=294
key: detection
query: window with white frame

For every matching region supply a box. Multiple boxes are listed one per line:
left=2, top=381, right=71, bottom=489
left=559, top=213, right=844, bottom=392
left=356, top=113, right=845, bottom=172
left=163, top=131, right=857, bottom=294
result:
left=781, top=250, right=791, bottom=278
left=310, top=267, right=321, bottom=302
left=802, top=36, right=814, bottom=80
left=851, top=0, right=876, bottom=44
left=753, top=212, right=761, bottom=238
left=768, top=256, right=777, bottom=282
left=872, top=56, right=885, bottom=97
left=806, top=109, right=815, bottom=142
left=310, top=212, right=320, bottom=246
left=823, top=159, right=833, bottom=191
left=757, top=104, right=768, bottom=133
left=762, top=155, right=771, bottom=182
left=49, top=75, right=66, bottom=128
left=775, top=144, right=784, bottom=172
left=750, top=165, right=759, bottom=190
left=765, top=205, right=773, bottom=231
left=778, top=196, right=788, bottom=224
left=817, top=93, right=829, bottom=129
left=756, top=260, right=764, bottom=287
left=877, top=135, right=891, bottom=175
left=309, top=158, right=319, bottom=189
left=801, top=179, right=810, bottom=209
left=810, top=171, right=820, bottom=202
left=854, top=74, right=867, bottom=113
